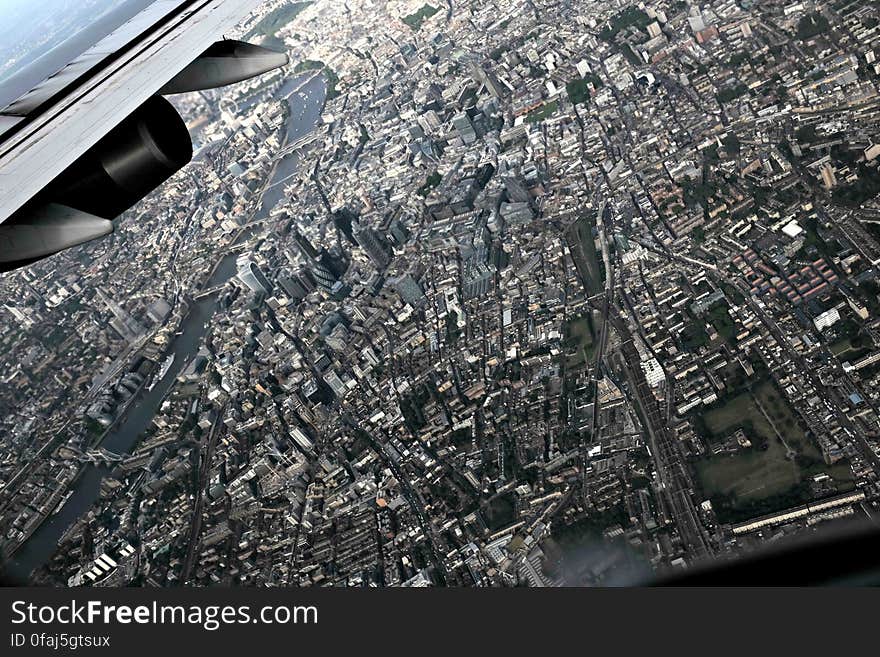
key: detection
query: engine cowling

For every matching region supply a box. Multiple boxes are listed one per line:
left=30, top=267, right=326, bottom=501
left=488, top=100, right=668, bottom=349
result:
left=0, top=37, right=288, bottom=273
left=0, top=96, right=191, bottom=271
left=49, top=95, right=192, bottom=218
left=0, top=204, right=113, bottom=272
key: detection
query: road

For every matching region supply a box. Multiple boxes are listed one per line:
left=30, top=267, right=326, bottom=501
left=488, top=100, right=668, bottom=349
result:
left=610, top=310, right=713, bottom=561
left=560, top=184, right=710, bottom=559
left=339, top=413, right=448, bottom=585
left=180, top=403, right=225, bottom=582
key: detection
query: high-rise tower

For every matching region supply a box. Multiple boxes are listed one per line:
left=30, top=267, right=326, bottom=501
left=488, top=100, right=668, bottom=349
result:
left=236, top=256, right=272, bottom=295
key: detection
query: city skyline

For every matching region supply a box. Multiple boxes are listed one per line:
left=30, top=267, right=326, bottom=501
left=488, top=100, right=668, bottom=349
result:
left=2, top=0, right=880, bottom=587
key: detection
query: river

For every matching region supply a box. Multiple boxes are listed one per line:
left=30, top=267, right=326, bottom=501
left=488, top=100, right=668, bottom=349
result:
left=3, top=72, right=326, bottom=583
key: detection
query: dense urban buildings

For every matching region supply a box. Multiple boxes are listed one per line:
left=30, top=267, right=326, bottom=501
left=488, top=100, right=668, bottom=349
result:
left=3, top=0, right=880, bottom=586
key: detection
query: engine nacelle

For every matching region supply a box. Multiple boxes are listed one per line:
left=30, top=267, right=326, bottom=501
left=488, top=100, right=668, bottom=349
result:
left=0, top=96, right=191, bottom=270
left=0, top=36, right=288, bottom=273
left=0, top=204, right=113, bottom=272
left=49, top=95, right=192, bottom=218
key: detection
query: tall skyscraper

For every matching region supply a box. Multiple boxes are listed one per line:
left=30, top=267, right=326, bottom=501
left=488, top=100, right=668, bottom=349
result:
left=452, top=112, right=477, bottom=145
left=332, top=207, right=358, bottom=244
left=391, top=274, right=426, bottom=308
left=236, top=256, right=272, bottom=295
left=470, top=63, right=506, bottom=100
left=146, top=298, right=171, bottom=324
left=353, top=224, right=392, bottom=270
left=310, top=260, right=340, bottom=293
left=278, top=269, right=315, bottom=302
left=292, top=229, right=320, bottom=261
left=96, top=288, right=145, bottom=342
left=292, top=229, right=341, bottom=293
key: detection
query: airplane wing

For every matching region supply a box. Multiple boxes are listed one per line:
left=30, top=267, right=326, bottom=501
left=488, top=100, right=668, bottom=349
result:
left=0, top=0, right=288, bottom=271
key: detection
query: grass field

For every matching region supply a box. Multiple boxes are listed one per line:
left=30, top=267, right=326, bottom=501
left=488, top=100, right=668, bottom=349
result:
left=245, top=2, right=310, bottom=41
left=402, top=4, right=440, bottom=31
left=830, top=338, right=854, bottom=357
left=696, top=389, right=801, bottom=502
left=706, top=302, right=737, bottom=342
left=829, top=337, right=869, bottom=362
left=566, top=215, right=603, bottom=297
left=525, top=100, right=559, bottom=123
left=695, top=439, right=800, bottom=502
left=564, top=315, right=596, bottom=368
left=694, top=382, right=852, bottom=512
left=705, top=382, right=806, bottom=447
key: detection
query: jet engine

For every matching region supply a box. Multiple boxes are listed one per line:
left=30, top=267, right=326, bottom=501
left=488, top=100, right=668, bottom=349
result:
left=0, top=39, right=288, bottom=272
left=50, top=95, right=192, bottom=219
